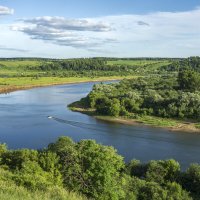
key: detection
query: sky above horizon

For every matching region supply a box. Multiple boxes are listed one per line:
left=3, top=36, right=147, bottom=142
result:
left=0, top=0, right=200, bottom=58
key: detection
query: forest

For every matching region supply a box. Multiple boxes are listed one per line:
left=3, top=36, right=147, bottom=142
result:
left=161, top=57, right=200, bottom=73
left=74, top=57, right=200, bottom=123
left=0, top=136, right=199, bottom=200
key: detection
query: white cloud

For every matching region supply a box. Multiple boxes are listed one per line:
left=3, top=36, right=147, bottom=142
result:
left=11, top=17, right=115, bottom=48
left=5, top=7, right=200, bottom=57
left=0, top=6, right=14, bottom=15
left=22, top=16, right=112, bottom=32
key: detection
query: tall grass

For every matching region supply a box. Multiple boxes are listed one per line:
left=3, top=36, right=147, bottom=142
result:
left=0, top=169, right=86, bottom=200
left=0, top=182, right=86, bottom=200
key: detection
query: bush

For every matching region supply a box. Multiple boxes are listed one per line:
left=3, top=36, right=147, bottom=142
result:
left=146, top=160, right=180, bottom=184
left=181, top=163, right=200, bottom=197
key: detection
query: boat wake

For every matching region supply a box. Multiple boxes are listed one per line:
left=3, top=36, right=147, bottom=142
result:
left=47, top=116, right=200, bottom=147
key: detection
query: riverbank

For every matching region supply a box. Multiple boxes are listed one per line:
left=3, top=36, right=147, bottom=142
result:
left=0, top=76, right=135, bottom=94
left=69, top=101, right=200, bottom=133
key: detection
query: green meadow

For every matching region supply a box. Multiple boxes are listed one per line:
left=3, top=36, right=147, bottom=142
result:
left=0, top=58, right=172, bottom=93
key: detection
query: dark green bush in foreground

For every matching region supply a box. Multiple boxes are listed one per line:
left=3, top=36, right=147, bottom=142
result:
left=0, top=137, right=199, bottom=199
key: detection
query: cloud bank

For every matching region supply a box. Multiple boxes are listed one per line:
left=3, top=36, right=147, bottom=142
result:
left=5, top=7, right=200, bottom=57
left=22, top=16, right=112, bottom=32
left=11, top=17, right=114, bottom=48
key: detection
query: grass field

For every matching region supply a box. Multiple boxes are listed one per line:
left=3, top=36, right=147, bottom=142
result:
left=0, top=75, right=137, bottom=93
left=0, top=58, right=170, bottom=93
left=0, top=60, right=42, bottom=68
left=0, top=76, right=136, bottom=86
left=0, top=60, right=46, bottom=77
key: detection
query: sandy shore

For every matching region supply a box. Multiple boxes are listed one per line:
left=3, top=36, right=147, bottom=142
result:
left=95, top=116, right=200, bottom=133
left=69, top=106, right=200, bottom=133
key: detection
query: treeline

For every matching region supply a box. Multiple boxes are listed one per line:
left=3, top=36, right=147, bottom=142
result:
left=0, top=70, right=130, bottom=79
left=1, top=57, right=197, bottom=78
left=0, top=58, right=59, bottom=61
left=27, top=58, right=172, bottom=73
left=82, top=69, right=200, bottom=120
left=28, top=58, right=135, bottom=72
left=0, top=57, right=177, bottom=61
left=0, top=136, right=199, bottom=199
left=161, top=57, right=200, bottom=72
left=0, top=57, right=176, bottom=78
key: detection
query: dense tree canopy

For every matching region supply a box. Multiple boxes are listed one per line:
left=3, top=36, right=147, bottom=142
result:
left=82, top=71, right=200, bottom=120
left=48, top=137, right=124, bottom=199
left=178, top=70, right=200, bottom=91
left=0, top=137, right=199, bottom=199
left=161, top=57, right=200, bottom=73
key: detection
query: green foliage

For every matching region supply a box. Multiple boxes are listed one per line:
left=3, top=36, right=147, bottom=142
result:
left=38, top=151, right=60, bottom=172
left=162, top=57, right=200, bottom=72
left=1, top=149, right=38, bottom=170
left=126, top=159, right=180, bottom=185
left=95, top=97, right=112, bottom=115
left=166, top=182, right=192, bottom=200
left=145, top=160, right=180, bottom=184
left=0, top=166, right=85, bottom=200
left=0, top=183, right=86, bottom=200
left=49, top=137, right=125, bottom=199
left=12, top=160, right=62, bottom=190
left=123, top=175, right=146, bottom=200
left=126, top=159, right=146, bottom=178
left=0, top=137, right=197, bottom=199
left=0, top=57, right=171, bottom=90
left=137, top=181, right=192, bottom=200
left=181, top=164, right=200, bottom=197
left=178, top=70, right=200, bottom=92
left=108, top=98, right=121, bottom=117
left=48, top=136, right=75, bottom=154
left=0, top=57, right=174, bottom=95
left=85, top=72, right=200, bottom=120
left=0, top=144, right=7, bottom=155
left=77, top=140, right=125, bottom=199
left=138, top=182, right=168, bottom=200
left=95, top=97, right=121, bottom=117
left=0, top=169, right=85, bottom=200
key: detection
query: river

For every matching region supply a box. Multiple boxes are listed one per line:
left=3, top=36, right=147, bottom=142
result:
left=0, top=82, right=200, bottom=169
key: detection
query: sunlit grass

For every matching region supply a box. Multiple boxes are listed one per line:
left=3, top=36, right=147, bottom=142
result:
left=0, top=169, right=86, bottom=200
left=137, top=115, right=179, bottom=127
left=0, top=60, right=42, bottom=68
left=0, top=75, right=136, bottom=86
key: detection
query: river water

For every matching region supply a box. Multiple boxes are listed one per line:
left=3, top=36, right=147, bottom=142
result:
left=0, top=82, right=200, bottom=169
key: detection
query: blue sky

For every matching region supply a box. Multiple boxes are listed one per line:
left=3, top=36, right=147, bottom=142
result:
left=0, top=0, right=200, bottom=58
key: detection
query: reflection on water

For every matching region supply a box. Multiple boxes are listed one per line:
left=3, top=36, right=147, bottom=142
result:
left=0, top=82, right=200, bottom=169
